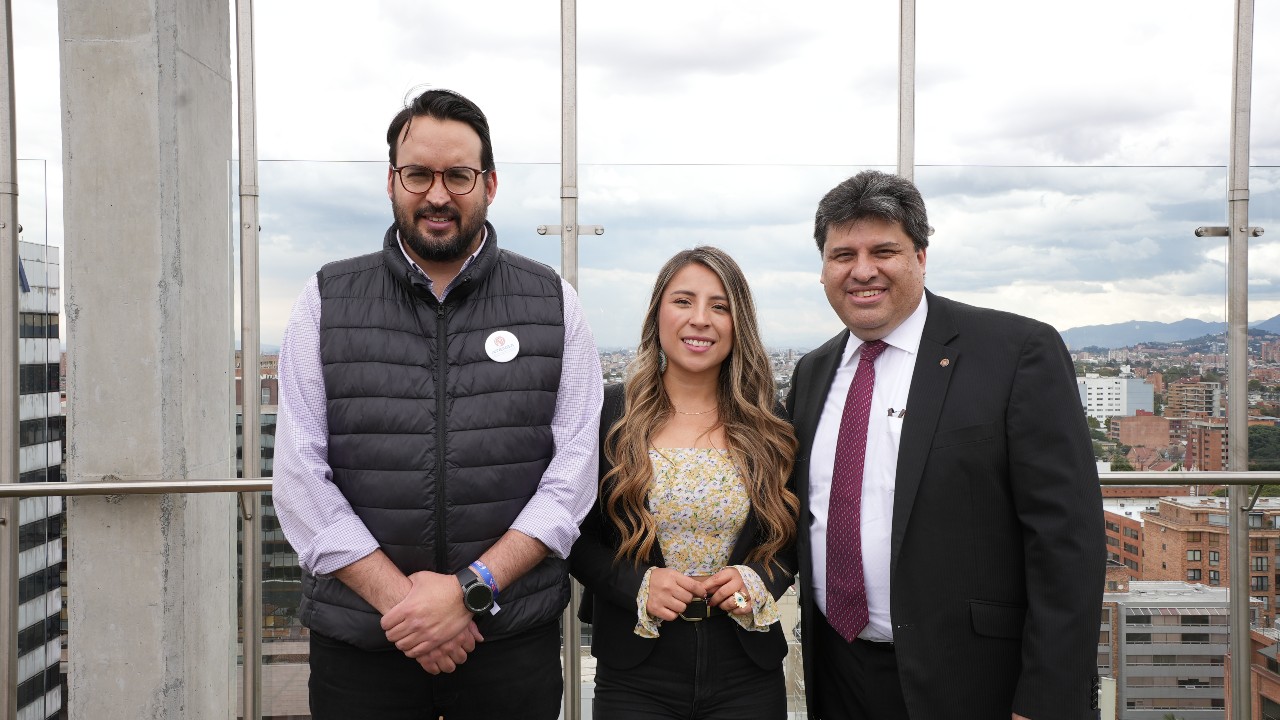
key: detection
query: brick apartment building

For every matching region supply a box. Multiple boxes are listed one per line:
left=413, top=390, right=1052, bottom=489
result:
left=1101, top=486, right=1218, bottom=500
left=1113, top=412, right=1172, bottom=449
left=1147, top=371, right=1165, bottom=395
left=1226, top=627, right=1280, bottom=719
left=1183, top=417, right=1278, bottom=472
left=1261, top=340, right=1280, bottom=364
left=1105, top=507, right=1145, bottom=580
left=1187, top=421, right=1228, bottom=472
left=1165, top=380, right=1222, bottom=419
left=1142, top=497, right=1280, bottom=625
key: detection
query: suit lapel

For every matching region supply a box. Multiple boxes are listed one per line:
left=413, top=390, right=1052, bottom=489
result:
left=890, top=292, right=958, bottom=575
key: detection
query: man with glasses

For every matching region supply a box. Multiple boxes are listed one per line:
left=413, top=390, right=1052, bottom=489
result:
left=274, top=88, right=602, bottom=719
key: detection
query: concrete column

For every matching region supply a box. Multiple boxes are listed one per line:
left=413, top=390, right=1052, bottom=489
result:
left=58, top=1, right=235, bottom=718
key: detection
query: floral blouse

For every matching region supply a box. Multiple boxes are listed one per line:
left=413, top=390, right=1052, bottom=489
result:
left=634, top=447, right=782, bottom=637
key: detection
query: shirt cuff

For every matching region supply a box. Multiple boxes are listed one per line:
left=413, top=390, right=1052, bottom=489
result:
left=302, top=515, right=381, bottom=576
left=731, top=564, right=781, bottom=632
left=633, top=566, right=662, bottom=638
left=511, top=494, right=581, bottom=560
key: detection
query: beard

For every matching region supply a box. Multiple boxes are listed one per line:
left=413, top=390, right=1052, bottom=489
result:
left=393, top=191, right=488, bottom=264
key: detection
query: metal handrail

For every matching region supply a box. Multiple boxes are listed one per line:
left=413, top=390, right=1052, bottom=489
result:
left=3, top=471, right=1279, bottom=498
left=0, top=478, right=270, bottom=497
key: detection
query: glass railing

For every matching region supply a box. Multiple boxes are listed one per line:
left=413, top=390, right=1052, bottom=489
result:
left=237, top=161, right=1280, bottom=357
left=3, top=471, right=1280, bottom=719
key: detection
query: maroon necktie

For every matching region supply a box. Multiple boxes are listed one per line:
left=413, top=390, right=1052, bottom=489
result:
left=826, top=339, right=888, bottom=642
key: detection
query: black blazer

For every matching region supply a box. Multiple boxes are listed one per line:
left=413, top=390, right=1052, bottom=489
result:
left=570, top=383, right=796, bottom=671
left=787, top=291, right=1104, bottom=720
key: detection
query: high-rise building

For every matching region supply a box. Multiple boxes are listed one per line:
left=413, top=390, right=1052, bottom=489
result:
left=16, top=240, right=66, bottom=720
left=1165, top=380, right=1223, bottom=419
left=1077, top=369, right=1155, bottom=424
left=1186, top=421, right=1228, bottom=472
left=1260, top=340, right=1280, bottom=364
left=1101, top=581, right=1238, bottom=720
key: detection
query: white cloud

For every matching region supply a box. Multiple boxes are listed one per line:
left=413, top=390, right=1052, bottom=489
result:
left=12, top=0, right=1280, bottom=351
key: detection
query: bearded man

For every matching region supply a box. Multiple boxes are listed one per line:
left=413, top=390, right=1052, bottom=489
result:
left=274, top=88, right=602, bottom=720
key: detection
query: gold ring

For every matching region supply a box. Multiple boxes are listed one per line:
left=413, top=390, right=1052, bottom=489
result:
left=733, top=591, right=748, bottom=609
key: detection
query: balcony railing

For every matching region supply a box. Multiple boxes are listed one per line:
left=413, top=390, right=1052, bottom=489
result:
left=0, top=470, right=1278, bottom=718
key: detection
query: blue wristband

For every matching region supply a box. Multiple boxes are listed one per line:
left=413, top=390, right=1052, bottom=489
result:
left=469, top=560, right=499, bottom=601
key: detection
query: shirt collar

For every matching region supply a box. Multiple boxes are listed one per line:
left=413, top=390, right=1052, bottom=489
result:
left=396, top=225, right=489, bottom=287
left=840, top=292, right=929, bottom=367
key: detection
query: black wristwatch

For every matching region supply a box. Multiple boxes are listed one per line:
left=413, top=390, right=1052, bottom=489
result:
left=455, top=568, right=495, bottom=615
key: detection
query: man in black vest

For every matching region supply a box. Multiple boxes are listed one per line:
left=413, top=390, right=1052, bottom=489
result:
left=274, top=88, right=603, bottom=720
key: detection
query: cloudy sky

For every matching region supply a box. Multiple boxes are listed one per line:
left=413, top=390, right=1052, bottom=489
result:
left=12, top=1, right=1280, bottom=350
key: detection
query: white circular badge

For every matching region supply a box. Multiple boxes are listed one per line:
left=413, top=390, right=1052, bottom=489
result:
left=485, top=330, right=520, bottom=363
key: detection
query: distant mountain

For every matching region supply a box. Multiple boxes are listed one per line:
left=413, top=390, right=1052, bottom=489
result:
left=1259, top=314, right=1280, bottom=334
left=1061, top=313, right=1280, bottom=350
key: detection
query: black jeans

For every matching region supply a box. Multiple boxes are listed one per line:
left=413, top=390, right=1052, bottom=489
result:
left=593, top=615, right=786, bottom=720
left=308, top=620, right=562, bottom=720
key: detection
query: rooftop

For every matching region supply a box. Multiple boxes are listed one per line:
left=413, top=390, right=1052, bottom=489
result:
left=1105, top=580, right=1230, bottom=605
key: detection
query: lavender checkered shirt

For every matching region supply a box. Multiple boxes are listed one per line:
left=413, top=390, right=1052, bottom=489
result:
left=273, top=237, right=603, bottom=576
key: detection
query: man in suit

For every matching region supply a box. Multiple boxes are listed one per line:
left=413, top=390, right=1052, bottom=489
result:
left=787, top=170, right=1104, bottom=720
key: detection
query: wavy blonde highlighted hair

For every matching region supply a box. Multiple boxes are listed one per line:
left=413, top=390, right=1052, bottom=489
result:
left=603, top=247, right=799, bottom=577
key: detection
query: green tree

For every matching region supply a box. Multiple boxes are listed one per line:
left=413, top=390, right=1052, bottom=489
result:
left=1111, top=453, right=1134, bottom=471
left=1252, top=425, right=1280, bottom=471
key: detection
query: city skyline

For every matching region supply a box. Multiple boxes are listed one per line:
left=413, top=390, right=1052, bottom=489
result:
left=9, top=1, right=1280, bottom=351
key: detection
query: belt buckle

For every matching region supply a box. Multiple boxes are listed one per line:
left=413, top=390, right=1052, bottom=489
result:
left=679, top=597, right=711, bottom=622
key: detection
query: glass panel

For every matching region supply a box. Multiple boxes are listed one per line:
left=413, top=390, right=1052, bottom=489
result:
left=13, top=159, right=67, bottom=719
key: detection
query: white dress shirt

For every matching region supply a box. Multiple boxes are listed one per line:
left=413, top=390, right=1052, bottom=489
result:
left=808, top=294, right=928, bottom=642
left=273, top=231, right=603, bottom=576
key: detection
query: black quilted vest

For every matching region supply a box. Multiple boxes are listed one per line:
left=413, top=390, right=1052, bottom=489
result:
left=299, top=223, right=568, bottom=649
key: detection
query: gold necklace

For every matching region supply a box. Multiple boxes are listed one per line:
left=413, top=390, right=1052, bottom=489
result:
left=673, top=406, right=718, bottom=416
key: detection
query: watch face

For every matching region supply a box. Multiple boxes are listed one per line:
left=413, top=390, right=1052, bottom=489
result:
left=464, top=582, right=494, bottom=613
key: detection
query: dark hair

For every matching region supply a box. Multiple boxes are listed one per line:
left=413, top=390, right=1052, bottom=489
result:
left=813, top=170, right=930, bottom=253
left=386, top=89, right=495, bottom=170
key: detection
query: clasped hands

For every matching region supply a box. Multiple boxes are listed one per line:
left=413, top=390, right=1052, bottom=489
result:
left=380, top=570, right=483, bottom=675
left=645, top=566, right=754, bottom=621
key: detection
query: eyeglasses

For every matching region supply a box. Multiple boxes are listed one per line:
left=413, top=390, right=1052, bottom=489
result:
left=391, top=165, right=489, bottom=196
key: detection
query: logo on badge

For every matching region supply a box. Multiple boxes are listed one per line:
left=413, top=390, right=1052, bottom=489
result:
left=485, top=330, right=520, bottom=363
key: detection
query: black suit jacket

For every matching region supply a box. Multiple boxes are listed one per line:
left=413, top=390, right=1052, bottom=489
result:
left=787, top=291, right=1103, bottom=720
left=570, top=383, right=796, bottom=671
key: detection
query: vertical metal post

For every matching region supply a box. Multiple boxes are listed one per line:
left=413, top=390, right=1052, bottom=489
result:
left=559, top=3, right=582, bottom=720
left=1226, top=2, right=1254, bottom=718
left=235, top=1, right=263, bottom=718
left=0, top=2, right=17, bottom=717
left=896, top=0, right=916, bottom=182
left=559, top=0, right=580, bottom=289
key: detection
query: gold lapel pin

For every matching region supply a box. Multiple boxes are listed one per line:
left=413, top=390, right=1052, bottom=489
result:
left=939, top=358, right=951, bottom=367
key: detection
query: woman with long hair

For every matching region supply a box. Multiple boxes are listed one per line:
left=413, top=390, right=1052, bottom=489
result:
left=571, top=246, right=799, bottom=719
